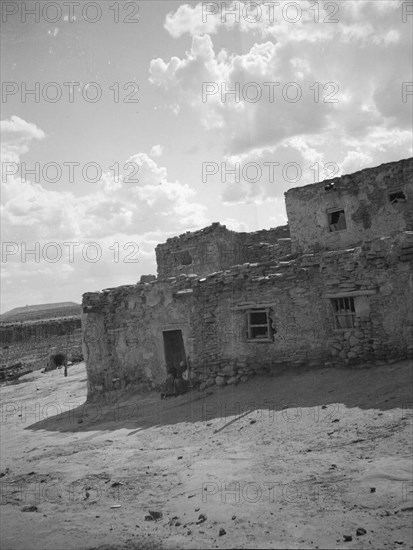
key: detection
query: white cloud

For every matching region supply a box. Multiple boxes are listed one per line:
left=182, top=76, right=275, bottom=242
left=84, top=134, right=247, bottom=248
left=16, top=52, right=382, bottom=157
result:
left=149, top=144, right=164, bottom=157
left=1, top=116, right=46, bottom=162
left=150, top=0, right=411, bottom=186
left=1, top=118, right=209, bottom=309
left=164, top=3, right=222, bottom=38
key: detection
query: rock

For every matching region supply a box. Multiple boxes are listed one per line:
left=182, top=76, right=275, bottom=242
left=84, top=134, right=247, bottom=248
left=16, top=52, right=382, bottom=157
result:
left=370, top=487, right=376, bottom=493
left=197, top=513, right=207, bottom=524
left=219, top=528, right=226, bottom=536
left=205, top=378, right=215, bottom=387
left=356, top=528, right=367, bottom=536
left=21, top=505, right=38, bottom=512
left=226, top=376, right=238, bottom=385
left=199, top=382, right=206, bottom=391
left=343, top=535, right=352, bottom=542
left=148, top=510, right=162, bottom=520
left=232, top=515, right=236, bottom=520
left=240, top=376, right=249, bottom=383
left=215, top=376, right=226, bottom=386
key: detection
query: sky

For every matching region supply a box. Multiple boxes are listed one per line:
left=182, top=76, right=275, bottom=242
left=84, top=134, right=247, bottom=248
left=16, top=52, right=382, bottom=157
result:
left=1, top=0, right=412, bottom=313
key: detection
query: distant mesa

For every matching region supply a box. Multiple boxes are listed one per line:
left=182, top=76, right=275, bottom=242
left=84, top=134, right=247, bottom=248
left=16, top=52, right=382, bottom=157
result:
left=1, top=302, right=81, bottom=323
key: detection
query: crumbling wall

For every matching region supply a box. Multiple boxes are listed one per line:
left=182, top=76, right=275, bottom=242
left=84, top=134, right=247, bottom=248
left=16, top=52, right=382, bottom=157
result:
left=188, top=233, right=413, bottom=388
left=155, top=222, right=291, bottom=278
left=0, top=317, right=81, bottom=344
left=285, top=157, right=413, bottom=253
left=0, top=317, right=83, bottom=372
left=190, top=261, right=330, bottom=388
left=320, top=232, right=413, bottom=364
left=82, top=280, right=195, bottom=401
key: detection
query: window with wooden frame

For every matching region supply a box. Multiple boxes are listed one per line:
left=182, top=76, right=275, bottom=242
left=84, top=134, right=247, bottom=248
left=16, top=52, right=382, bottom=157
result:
left=247, top=309, right=273, bottom=341
left=331, top=297, right=355, bottom=330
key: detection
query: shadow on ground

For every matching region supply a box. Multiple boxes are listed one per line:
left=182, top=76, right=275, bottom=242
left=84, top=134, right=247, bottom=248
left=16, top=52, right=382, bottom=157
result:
left=26, top=360, right=412, bottom=434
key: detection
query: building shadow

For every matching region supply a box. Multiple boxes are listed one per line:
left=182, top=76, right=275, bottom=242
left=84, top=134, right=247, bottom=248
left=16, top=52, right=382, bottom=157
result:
left=25, top=360, right=412, bottom=434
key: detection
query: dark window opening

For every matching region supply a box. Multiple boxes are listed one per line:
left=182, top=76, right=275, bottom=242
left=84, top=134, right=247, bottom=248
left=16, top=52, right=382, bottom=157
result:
left=331, top=297, right=355, bottom=330
left=328, top=209, right=347, bottom=232
left=247, top=309, right=273, bottom=341
left=173, top=250, right=193, bottom=265
left=389, top=190, right=406, bottom=204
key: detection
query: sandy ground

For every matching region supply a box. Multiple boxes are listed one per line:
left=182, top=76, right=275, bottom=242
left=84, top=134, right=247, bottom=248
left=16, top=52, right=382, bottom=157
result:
left=0, top=361, right=412, bottom=550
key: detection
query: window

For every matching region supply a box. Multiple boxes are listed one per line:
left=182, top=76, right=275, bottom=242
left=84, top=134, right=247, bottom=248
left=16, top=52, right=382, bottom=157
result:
left=247, top=309, right=273, bottom=341
left=389, top=190, right=406, bottom=204
left=328, top=209, right=347, bottom=232
left=331, top=297, right=355, bottom=330
left=173, top=249, right=193, bottom=265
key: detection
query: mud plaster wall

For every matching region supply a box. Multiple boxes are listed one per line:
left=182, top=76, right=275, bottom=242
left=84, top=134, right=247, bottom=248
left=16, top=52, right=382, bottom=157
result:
left=319, top=233, right=413, bottom=365
left=82, top=234, right=412, bottom=398
left=285, top=158, right=413, bottom=253
left=187, top=234, right=413, bottom=388
left=190, top=264, right=330, bottom=387
left=82, top=281, right=194, bottom=400
left=156, top=223, right=291, bottom=278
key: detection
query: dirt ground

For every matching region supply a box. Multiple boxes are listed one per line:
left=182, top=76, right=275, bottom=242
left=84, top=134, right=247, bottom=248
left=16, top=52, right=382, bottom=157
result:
left=1, top=360, right=412, bottom=550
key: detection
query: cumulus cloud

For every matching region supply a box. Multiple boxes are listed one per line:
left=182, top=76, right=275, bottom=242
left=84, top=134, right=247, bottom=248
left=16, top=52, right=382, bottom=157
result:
left=149, top=144, right=164, bottom=157
left=1, top=116, right=46, bottom=162
left=149, top=0, right=412, bottom=207
left=1, top=118, right=209, bottom=309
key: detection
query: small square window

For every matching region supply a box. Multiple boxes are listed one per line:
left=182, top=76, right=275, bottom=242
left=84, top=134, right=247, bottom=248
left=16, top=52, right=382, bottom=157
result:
left=331, top=297, right=355, bottom=330
left=247, top=309, right=273, bottom=341
left=328, top=209, right=347, bottom=232
left=389, top=190, right=406, bottom=204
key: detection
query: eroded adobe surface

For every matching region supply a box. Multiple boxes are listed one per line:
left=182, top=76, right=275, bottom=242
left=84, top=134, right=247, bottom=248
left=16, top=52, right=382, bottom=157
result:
left=82, top=158, right=413, bottom=400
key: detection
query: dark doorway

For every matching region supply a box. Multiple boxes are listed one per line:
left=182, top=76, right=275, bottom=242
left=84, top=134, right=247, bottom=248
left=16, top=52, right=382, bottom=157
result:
left=162, top=330, right=186, bottom=372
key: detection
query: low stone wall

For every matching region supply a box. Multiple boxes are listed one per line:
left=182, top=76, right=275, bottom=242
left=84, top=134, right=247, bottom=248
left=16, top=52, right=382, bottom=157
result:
left=0, top=317, right=83, bottom=373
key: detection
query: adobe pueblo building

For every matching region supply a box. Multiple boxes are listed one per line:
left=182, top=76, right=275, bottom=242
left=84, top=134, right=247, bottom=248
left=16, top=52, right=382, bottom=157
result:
left=82, top=158, right=413, bottom=400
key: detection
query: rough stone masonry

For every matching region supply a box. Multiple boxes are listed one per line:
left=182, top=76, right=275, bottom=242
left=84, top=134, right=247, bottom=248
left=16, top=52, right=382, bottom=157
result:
left=82, top=157, right=413, bottom=401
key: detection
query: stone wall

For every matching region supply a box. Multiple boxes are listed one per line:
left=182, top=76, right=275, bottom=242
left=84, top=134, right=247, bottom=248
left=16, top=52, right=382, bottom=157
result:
left=1, top=304, right=81, bottom=322
left=285, top=157, right=413, bottom=253
left=0, top=317, right=83, bottom=372
left=188, top=234, right=412, bottom=387
left=0, top=317, right=81, bottom=344
left=155, top=222, right=291, bottom=278
left=82, top=281, right=195, bottom=400
left=82, top=232, right=412, bottom=399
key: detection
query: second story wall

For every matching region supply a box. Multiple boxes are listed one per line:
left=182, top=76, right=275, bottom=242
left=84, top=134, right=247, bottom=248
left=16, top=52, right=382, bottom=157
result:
left=285, top=158, right=413, bottom=253
left=156, top=222, right=290, bottom=278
